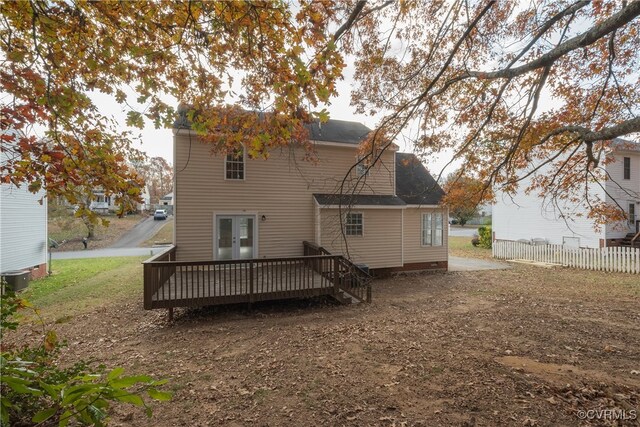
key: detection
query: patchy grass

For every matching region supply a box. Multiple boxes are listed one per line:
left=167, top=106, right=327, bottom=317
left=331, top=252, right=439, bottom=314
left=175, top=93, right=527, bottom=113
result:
left=142, top=220, right=173, bottom=246
left=23, top=257, right=145, bottom=319
left=448, top=235, right=492, bottom=259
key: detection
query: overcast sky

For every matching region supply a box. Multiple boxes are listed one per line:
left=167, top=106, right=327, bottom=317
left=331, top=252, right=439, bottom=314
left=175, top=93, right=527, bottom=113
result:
left=94, top=57, right=460, bottom=180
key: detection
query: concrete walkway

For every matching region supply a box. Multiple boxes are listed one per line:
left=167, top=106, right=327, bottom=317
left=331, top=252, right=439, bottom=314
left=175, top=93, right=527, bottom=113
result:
left=449, top=226, right=480, bottom=237
left=448, top=255, right=510, bottom=272
left=51, top=247, right=168, bottom=260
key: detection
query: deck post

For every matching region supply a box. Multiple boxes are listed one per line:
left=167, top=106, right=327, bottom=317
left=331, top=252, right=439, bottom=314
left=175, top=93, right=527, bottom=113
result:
left=143, top=263, right=152, bottom=310
left=333, top=256, right=339, bottom=295
left=248, top=260, right=254, bottom=310
left=167, top=307, right=173, bottom=322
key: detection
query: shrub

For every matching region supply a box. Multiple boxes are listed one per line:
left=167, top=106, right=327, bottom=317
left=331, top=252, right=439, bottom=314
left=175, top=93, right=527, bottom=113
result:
left=0, top=288, right=171, bottom=426
left=477, top=226, right=492, bottom=249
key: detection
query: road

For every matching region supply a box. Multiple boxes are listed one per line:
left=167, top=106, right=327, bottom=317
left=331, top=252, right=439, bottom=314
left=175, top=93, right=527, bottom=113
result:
left=110, top=216, right=173, bottom=248
left=51, top=247, right=168, bottom=260
left=449, top=225, right=480, bottom=237
left=51, top=216, right=173, bottom=260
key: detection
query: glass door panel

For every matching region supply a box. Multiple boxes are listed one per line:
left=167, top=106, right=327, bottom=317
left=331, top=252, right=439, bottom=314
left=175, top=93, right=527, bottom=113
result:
left=217, top=217, right=233, bottom=260
left=216, top=215, right=256, bottom=260
left=238, top=216, right=254, bottom=259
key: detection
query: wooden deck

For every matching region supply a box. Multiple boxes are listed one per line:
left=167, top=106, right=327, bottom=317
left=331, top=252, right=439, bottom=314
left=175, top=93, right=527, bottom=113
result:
left=150, top=262, right=332, bottom=308
left=143, top=243, right=372, bottom=311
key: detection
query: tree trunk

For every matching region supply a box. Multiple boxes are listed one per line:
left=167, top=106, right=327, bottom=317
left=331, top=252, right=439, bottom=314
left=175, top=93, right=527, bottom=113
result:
left=82, top=216, right=95, bottom=239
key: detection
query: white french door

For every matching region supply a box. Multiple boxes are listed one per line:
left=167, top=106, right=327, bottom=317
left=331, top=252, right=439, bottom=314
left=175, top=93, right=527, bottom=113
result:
left=216, top=215, right=256, bottom=260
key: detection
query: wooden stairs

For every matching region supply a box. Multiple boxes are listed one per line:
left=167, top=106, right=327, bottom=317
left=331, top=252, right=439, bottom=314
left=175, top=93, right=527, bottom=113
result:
left=619, top=231, right=640, bottom=248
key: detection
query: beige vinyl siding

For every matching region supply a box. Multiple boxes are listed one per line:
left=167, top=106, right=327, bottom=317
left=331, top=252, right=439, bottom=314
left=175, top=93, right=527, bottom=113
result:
left=403, top=207, right=448, bottom=264
left=174, top=132, right=395, bottom=261
left=319, top=208, right=403, bottom=268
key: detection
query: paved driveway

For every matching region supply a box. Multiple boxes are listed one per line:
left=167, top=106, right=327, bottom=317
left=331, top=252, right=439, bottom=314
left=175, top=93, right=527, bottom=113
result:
left=110, top=217, right=173, bottom=248
left=448, top=255, right=510, bottom=271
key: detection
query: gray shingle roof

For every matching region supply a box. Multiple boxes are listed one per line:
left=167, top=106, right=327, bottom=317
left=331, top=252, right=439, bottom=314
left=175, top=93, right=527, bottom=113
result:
left=305, top=120, right=371, bottom=144
left=611, top=138, right=640, bottom=152
left=174, top=107, right=372, bottom=145
left=395, top=153, right=445, bottom=205
left=313, top=194, right=406, bottom=206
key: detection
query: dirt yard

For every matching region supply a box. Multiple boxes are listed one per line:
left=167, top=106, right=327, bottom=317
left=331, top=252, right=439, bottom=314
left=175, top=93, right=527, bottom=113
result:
left=36, top=263, right=639, bottom=427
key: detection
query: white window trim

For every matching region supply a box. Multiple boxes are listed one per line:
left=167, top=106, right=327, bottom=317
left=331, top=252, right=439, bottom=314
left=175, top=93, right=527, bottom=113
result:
left=421, top=212, right=443, bottom=247
left=345, top=211, right=364, bottom=237
left=224, top=146, right=246, bottom=181
left=212, top=213, right=259, bottom=260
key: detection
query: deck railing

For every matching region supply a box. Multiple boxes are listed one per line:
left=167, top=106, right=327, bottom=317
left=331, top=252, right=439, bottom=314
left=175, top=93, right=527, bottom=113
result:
left=143, top=243, right=372, bottom=310
left=303, top=241, right=372, bottom=303
left=143, top=245, right=177, bottom=309
left=144, top=250, right=346, bottom=309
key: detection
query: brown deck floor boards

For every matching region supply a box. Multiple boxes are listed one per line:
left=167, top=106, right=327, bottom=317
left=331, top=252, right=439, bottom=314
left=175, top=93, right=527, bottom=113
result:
left=152, top=263, right=331, bottom=302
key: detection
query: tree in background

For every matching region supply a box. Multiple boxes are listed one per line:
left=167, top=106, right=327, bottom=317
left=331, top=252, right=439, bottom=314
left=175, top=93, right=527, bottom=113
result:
left=443, top=172, right=484, bottom=226
left=133, top=156, right=173, bottom=204
left=1, top=0, right=346, bottom=214
left=347, top=0, right=640, bottom=224
left=2, top=1, right=639, bottom=225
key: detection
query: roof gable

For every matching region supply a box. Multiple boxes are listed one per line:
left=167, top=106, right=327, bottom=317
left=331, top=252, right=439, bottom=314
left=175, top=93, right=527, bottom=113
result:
left=395, top=153, right=445, bottom=205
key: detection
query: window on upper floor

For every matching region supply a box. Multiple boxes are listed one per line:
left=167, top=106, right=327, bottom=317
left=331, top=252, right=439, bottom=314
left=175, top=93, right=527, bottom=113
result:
left=422, top=212, right=443, bottom=246
left=623, top=157, right=631, bottom=180
left=345, top=212, right=363, bottom=236
left=225, top=147, right=244, bottom=180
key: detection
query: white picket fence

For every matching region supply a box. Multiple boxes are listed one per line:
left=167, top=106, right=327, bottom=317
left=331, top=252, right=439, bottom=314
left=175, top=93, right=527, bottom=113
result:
left=492, top=240, right=640, bottom=274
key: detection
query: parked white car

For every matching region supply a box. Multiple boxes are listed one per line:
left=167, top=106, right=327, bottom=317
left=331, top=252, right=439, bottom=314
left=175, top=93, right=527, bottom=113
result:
left=153, top=209, right=168, bottom=220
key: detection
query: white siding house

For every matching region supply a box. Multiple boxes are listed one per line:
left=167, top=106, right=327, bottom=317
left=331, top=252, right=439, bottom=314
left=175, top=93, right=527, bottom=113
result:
left=0, top=178, right=48, bottom=279
left=493, top=139, right=640, bottom=248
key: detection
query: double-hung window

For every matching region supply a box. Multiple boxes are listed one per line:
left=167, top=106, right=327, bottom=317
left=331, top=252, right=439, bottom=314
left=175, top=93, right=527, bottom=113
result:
left=225, top=147, right=245, bottom=180
left=345, top=212, right=363, bottom=236
left=629, top=203, right=636, bottom=226
left=422, top=212, right=443, bottom=246
left=623, top=157, right=631, bottom=180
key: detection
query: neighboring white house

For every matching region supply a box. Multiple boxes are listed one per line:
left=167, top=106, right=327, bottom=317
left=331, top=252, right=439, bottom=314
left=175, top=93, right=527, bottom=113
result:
left=493, top=139, right=640, bottom=248
left=138, top=185, right=151, bottom=212
left=89, top=189, right=116, bottom=214
left=1, top=152, right=48, bottom=279
left=160, top=192, right=173, bottom=206
left=90, top=185, right=150, bottom=214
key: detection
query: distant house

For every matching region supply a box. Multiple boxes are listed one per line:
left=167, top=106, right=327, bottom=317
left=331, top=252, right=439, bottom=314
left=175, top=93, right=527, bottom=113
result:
left=493, top=139, right=640, bottom=248
left=138, top=185, right=151, bottom=212
left=160, top=192, right=173, bottom=206
left=90, top=185, right=150, bottom=214
left=89, top=189, right=116, bottom=214
left=0, top=161, right=48, bottom=279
